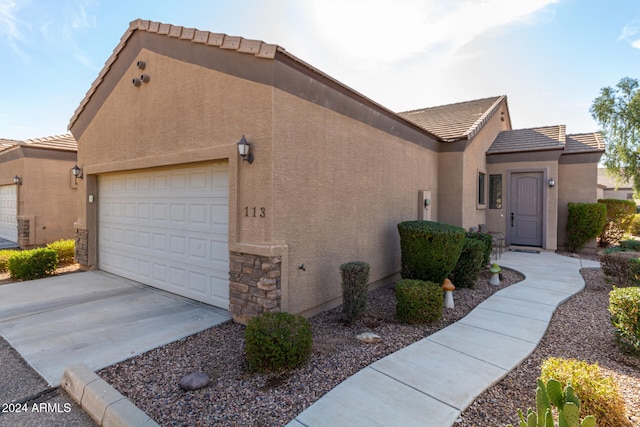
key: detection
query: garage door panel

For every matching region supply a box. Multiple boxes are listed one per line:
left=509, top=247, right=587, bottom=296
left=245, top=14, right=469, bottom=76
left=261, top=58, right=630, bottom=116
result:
left=0, top=185, right=17, bottom=242
left=99, top=163, right=229, bottom=309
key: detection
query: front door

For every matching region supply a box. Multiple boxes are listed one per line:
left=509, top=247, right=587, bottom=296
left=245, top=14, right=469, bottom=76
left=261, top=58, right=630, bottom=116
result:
left=510, top=172, right=543, bottom=247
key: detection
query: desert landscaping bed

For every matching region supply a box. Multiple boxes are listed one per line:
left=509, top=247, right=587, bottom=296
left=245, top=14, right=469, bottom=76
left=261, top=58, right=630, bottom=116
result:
left=96, top=258, right=640, bottom=427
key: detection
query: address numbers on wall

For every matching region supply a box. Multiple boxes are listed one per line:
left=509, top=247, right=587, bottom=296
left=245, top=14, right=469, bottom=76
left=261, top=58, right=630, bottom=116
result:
left=244, top=207, right=266, bottom=218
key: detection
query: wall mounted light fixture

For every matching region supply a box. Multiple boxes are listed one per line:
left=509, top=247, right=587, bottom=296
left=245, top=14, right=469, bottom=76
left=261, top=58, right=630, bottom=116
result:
left=237, top=135, right=254, bottom=164
left=548, top=177, right=556, bottom=188
left=12, top=175, right=21, bottom=185
left=72, top=164, right=83, bottom=184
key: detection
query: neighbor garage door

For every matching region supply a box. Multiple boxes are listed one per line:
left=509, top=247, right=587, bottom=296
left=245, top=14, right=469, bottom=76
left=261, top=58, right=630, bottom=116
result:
left=0, top=185, right=17, bottom=242
left=98, top=163, right=229, bottom=309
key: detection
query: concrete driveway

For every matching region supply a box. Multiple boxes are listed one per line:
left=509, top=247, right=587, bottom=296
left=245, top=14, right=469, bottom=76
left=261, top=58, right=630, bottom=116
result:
left=0, top=271, right=231, bottom=386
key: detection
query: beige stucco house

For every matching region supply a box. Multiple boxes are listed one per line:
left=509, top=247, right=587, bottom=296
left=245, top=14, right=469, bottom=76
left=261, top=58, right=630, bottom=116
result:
left=0, top=134, right=78, bottom=248
left=68, top=19, right=603, bottom=323
left=597, top=168, right=639, bottom=208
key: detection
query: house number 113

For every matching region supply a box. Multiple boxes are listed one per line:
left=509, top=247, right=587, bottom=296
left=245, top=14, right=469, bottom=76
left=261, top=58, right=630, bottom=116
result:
left=244, top=207, right=266, bottom=218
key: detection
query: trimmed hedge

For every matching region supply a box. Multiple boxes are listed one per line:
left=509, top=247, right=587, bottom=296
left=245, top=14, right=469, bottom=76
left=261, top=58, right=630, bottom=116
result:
left=46, top=239, right=75, bottom=265
left=8, top=248, right=58, bottom=280
left=566, top=202, right=606, bottom=252
left=599, top=250, right=640, bottom=286
left=598, top=198, right=636, bottom=247
left=609, top=286, right=640, bottom=355
left=397, top=220, right=465, bottom=283
left=465, top=231, right=493, bottom=267
left=395, top=279, right=443, bottom=324
left=340, top=261, right=370, bottom=324
left=244, top=312, right=312, bottom=373
left=540, top=357, right=631, bottom=427
left=449, top=237, right=485, bottom=288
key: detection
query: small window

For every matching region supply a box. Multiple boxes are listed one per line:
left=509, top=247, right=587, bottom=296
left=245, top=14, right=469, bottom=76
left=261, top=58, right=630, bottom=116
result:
left=478, top=170, right=486, bottom=207
left=627, top=193, right=634, bottom=200
left=489, top=174, right=502, bottom=209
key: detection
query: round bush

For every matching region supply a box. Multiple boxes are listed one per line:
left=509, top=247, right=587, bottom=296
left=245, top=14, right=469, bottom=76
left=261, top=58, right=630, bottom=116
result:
left=395, top=279, right=443, bottom=324
left=397, top=221, right=465, bottom=283
left=566, top=202, right=606, bottom=252
left=244, top=312, right=312, bottom=373
left=46, top=239, right=75, bottom=265
left=609, top=286, right=640, bottom=355
left=631, top=214, right=640, bottom=237
left=541, top=357, right=631, bottom=427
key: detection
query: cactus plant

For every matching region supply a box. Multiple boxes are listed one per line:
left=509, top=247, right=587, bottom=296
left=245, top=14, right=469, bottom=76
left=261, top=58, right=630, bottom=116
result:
left=507, top=378, right=596, bottom=427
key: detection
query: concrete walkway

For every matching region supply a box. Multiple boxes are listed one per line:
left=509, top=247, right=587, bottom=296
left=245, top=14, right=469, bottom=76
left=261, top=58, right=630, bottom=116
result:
left=0, top=271, right=230, bottom=386
left=287, top=250, right=600, bottom=427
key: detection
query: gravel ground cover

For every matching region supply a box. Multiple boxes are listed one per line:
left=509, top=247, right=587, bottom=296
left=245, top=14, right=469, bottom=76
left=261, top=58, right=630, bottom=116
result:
left=92, top=256, right=638, bottom=426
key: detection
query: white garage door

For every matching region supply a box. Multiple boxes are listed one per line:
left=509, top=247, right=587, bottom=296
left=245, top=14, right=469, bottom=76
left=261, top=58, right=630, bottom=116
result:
left=98, top=163, right=229, bottom=308
left=0, top=185, right=17, bottom=242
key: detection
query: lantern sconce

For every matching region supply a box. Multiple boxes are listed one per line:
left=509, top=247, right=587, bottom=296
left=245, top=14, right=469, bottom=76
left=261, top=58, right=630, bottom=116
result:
left=548, top=177, right=556, bottom=188
left=72, top=164, right=84, bottom=184
left=237, top=135, right=254, bottom=165
left=12, top=175, right=21, bottom=185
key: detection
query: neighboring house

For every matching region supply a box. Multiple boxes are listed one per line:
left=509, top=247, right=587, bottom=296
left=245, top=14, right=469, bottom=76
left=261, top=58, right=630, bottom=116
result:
left=0, top=134, right=78, bottom=248
left=597, top=168, right=639, bottom=207
left=67, top=19, right=603, bottom=323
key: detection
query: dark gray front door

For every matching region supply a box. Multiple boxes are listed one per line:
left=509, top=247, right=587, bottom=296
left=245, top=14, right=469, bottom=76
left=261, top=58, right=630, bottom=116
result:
left=510, top=172, right=543, bottom=246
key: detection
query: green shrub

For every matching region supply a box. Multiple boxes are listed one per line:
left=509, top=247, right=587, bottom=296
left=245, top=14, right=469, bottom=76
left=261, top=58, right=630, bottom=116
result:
left=619, top=239, right=640, bottom=251
left=397, top=220, right=465, bottom=283
left=507, top=378, right=596, bottom=427
left=598, top=199, right=636, bottom=247
left=0, top=249, right=21, bottom=273
left=465, top=231, right=492, bottom=267
left=8, top=248, right=58, bottom=280
left=244, top=312, right=312, bottom=373
left=609, top=286, right=640, bottom=355
left=340, top=261, right=370, bottom=324
left=46, top=239, right=75, bottom=265
left=631, top=214, right=640, bottom=236
left=599, top=250, right=640, bottom=286
left=566, top=202, right=606, bottom=252
left=449, top=237, right=485, bottom=288
left=395, top=279, right=443, bottom=324
left=540, top=357, right=631, bottom=427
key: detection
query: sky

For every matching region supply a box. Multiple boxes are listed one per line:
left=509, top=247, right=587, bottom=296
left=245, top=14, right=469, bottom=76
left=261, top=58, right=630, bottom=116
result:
left=1, top=0, right=639, bottom=141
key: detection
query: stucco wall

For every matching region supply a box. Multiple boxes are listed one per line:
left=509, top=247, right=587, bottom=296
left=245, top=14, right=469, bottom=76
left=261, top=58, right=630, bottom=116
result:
left=558, top=160, right=600, bottom=250
left=0, top=152, right=76, bottom=247
left=272, top=90, right=439, bottom=317
left=74, top=49, right=275, bottom=253
left=437, top=99, right=510, bottom=230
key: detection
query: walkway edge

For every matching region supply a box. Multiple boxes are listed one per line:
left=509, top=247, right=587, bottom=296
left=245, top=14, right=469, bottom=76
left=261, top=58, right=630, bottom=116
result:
left=61, top=363, right=159, bottom=427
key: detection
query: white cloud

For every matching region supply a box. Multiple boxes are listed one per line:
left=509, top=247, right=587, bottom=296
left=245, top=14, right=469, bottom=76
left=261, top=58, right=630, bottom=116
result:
left=0, top=0, right=24, bottom=40
left=618, top=23, right=640, bottom=49
left=300, top=0, right=559, bottom=69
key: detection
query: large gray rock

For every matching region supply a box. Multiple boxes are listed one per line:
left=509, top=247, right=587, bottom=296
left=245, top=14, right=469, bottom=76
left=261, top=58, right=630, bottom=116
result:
left=179, top=372, right=210, bottom=391
left=356, top=332, right=382, bottom=344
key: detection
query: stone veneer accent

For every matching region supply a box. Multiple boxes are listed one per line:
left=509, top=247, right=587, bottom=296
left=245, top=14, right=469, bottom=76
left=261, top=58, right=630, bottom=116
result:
left=75, top=229, right=89, bottom=265
left=229, top=252, right=282, bottom=323
left=17, top=218, right=29, bottom=247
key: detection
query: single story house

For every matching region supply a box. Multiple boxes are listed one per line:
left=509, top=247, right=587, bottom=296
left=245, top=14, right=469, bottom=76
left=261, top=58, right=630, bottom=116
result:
left=597, top=168, right=639, bottom=208
left=68, top=19, right=603, bottom=323
left=0, top=134, right=78, bottom=248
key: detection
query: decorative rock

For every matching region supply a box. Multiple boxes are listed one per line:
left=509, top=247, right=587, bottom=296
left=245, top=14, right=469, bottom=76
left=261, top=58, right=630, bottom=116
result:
left=179, top=372, right=210, bottom=391
left=356, top=332, right=382, bottom=343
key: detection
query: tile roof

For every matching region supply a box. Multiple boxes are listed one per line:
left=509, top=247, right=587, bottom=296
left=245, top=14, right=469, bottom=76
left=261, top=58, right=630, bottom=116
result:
left=398, top=96, right=506, bottom=141
left=565, top=132, right=605, bottom=153
left=69, top=19, right=431, bottom=139
left=0, top=134, right=77, bottom=154
left=487, top=125, right=566, bottom=154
